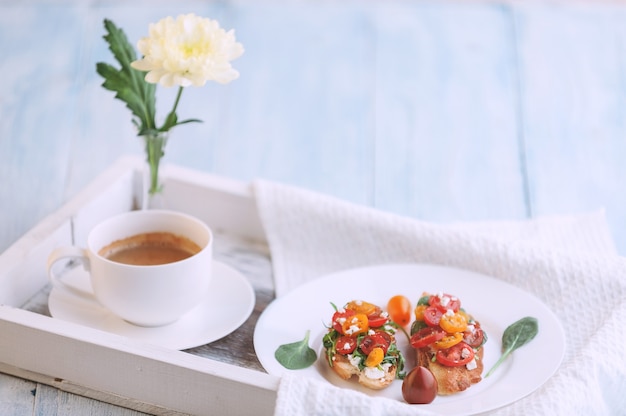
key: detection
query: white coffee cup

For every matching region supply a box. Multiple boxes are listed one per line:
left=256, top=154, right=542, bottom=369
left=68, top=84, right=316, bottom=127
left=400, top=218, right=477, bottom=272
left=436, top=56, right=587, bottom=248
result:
left=47, top=210, right=213, bottom=327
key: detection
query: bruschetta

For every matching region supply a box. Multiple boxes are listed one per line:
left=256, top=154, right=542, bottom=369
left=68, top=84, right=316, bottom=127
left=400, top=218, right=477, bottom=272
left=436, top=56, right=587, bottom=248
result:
left=409, top=292, right=487, bottom=395
left=322, top=300, right=406, bottom=390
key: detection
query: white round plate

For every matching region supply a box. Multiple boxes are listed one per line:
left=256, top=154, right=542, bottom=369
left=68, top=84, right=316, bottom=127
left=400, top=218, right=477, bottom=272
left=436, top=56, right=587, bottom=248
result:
left=254, top=263, right=565, bottom=415
left=49, top=261, right=255, bottom=350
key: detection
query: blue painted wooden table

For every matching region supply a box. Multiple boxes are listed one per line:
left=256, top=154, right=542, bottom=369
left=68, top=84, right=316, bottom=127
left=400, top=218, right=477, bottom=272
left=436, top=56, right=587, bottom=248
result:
left=2, top=0, right=626, bottom=414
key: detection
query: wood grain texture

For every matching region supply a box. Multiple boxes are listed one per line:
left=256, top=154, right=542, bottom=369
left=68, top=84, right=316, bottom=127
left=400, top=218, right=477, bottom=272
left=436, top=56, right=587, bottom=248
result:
left=515, top=3, right=626, bottom=245
left=3, top=0, right=626, bottom=254
left=374, top=2, right=528, bottom=221
left=3, top=0, right=626, bottom=414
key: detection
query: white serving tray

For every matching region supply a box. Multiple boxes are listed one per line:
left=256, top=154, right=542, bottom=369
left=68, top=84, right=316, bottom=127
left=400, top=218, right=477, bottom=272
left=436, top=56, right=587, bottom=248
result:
left=0, top=156, right=279, bottom=415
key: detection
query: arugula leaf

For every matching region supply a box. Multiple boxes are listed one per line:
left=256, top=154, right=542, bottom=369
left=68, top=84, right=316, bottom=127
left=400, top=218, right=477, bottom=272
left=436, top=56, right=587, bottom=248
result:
left=96, top=19, right=156, bottom=135
left=275, top=330, right=317, bottom=370
left=485, top=316, right=538, bottom=377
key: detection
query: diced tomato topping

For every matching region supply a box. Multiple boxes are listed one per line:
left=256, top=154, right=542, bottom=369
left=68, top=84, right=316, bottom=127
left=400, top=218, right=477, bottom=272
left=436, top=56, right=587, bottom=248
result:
left=423, top=306, right=443, bottom=327
left=463, top=322, right=485, bottom=348
left=335, top=335, right=357, bottom=355
left=332, top=309, right=356, bottom=334
left=410, top=326, right=446, bottom=349
left=439, top=312, right=468, bottom=334
left=360, top=332, right=391, bottom=355
left=436, top=341, right=475, bottom=367
left=341, top=313, right=369, bottom=336
left=429, top=293, right=461, bottom=313
left=367, top=313, right=388, bottom=327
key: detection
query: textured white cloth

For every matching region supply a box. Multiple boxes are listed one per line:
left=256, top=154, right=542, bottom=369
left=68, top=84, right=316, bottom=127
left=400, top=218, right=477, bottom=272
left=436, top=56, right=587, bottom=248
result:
left=253, top=180, right=626, bottom=416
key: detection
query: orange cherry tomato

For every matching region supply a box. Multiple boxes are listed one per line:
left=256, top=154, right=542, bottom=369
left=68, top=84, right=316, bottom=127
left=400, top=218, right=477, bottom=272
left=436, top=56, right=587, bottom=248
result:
left=433, top=332, right=463, bottom=350
left=365, top=347, right=384, bottom=367
left=341, top=313, right=369, bottom=336
left=345, top=300, right=379, bottom=316
left=414, top=304, right=427, bottom=321
left=387, top=295, right=411, bottom=326
left=439, top=312, right=468, bottom=334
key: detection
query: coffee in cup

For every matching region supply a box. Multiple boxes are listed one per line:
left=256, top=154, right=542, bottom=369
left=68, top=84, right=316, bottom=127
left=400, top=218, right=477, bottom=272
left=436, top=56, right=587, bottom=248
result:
left=47, top=210, right=213, bottom=327
left=99, top=231, right=202, bottom=266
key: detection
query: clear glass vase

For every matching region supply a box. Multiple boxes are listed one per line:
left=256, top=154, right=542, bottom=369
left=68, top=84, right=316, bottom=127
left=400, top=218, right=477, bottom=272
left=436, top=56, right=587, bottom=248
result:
left=141, top=130, right=169, bottom=209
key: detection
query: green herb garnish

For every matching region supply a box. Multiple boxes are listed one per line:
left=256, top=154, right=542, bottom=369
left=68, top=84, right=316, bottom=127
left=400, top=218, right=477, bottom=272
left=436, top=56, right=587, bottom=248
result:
left=275, top=330, right=317, bottom=370
left=486, top=316, right=538, bottom=377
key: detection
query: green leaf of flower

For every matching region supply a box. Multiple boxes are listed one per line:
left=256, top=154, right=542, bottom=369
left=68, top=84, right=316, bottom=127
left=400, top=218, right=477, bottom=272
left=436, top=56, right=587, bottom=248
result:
left=96, top=19, right=156, bottom=134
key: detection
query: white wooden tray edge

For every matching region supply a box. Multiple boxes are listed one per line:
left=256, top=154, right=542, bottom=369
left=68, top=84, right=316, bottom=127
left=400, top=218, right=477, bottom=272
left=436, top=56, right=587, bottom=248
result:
left=0, top=156, right=278, bottom=415
left=0, top=306, right=279, bottom=415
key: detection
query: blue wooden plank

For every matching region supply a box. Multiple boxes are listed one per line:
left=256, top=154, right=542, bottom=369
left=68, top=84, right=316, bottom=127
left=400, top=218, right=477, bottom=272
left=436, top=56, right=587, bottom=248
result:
left=515, top=2, right=626, bottom=252
left=0, top=4, right=84, bottom=253
left=0, top=373, right=35, bottom=416
left=374, top=2, right=527, bottom=222
left=214, top=2, right=376, bottom=205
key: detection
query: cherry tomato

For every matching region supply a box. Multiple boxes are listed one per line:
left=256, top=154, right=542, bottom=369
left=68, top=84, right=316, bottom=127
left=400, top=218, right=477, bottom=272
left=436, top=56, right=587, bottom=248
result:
left=387, top=295, right=411, bottom=326
left=365, top=347, right=384, bottom=367
left=463, top=322, right=486, bottom=348
left=402, top=366, right=438, bottom=404
left=436, top=341, right=474, bottom=367
left=335, top=335, right=357, bottom=355
left=423, top=306, right=443, bottom=327
left=414, top=304, right=427, bottom=321
left=360, top=332, right=391, bottom=355
left=429, top=293, right=461, bottom=313
left=341, top=313, right=369, bottom=336
left=345, top=300, right=379, bottom=316
left=433, top=332, right=463, bottom=350
left=439, top=312, right=468, bottom=334
left=367, top=312, right=388, bottom=327
left=331, top=309, right=356, bottom=334
left=410, top=326, right=446, bottom=349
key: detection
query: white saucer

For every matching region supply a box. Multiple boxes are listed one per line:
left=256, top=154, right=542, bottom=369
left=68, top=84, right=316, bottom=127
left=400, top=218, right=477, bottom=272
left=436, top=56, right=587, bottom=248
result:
left=48, top=261, right=255, bottom=350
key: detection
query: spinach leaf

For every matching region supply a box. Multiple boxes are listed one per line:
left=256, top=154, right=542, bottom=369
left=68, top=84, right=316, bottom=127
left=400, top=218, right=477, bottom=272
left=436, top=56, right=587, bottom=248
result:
left=275, top=330, right=317, bottom=370
left=417, top=295, right=431, bottom=306
left=486, top=316, right=538, bottom=377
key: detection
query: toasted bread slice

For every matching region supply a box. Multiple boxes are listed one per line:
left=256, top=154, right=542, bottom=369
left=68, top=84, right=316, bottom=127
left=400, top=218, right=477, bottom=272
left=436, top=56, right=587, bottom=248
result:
left=416, top=347, right=484, bottom=395
left=330, top=353, right=396, bottom=390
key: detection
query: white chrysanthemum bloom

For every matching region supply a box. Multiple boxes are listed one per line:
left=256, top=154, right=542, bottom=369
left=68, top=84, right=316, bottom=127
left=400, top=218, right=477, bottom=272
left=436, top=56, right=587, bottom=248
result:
left=131, top=14, right=244, bottom=87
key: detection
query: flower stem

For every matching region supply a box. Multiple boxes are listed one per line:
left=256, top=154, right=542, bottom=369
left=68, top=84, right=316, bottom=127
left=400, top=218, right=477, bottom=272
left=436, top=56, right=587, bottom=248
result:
left=144, top=131, right=168, bottom=195
left=161, top=86, right=185, bottom=131
left=171, top=86, right=184, bottom=115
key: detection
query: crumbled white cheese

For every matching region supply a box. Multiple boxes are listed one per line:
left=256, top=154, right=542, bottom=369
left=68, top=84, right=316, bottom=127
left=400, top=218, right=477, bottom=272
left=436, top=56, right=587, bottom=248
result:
left=342, top=342, right=351, bottom=350
left=363, top=366, right=385, bottom=380
left=440, top=295, right=450, bottom=307
left=348, top=354, right=361, bottom=367
left=445, top=309, right=454, bottom=316
left=337, top=317, right=347, bottom=324
left=461, top=347, right=472, bottom=359
left=368, top=329, right=375, bottom=335
left=466, top=358, right=478, bottom=370
left=345, top=324, right=361, bottom=335
left=381, top=311, right=389, bottom=318
left=383, top=324, right=397, bottom=333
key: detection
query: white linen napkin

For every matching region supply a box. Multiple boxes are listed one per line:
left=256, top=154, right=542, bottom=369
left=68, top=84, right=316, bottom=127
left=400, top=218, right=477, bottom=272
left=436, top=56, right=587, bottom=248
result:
left=253, top=180, right=626, bottom=416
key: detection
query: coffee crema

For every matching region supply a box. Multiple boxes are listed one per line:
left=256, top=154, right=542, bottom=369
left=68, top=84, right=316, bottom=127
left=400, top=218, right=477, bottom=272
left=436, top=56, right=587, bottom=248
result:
left=98, top=232, right=202, bottom=266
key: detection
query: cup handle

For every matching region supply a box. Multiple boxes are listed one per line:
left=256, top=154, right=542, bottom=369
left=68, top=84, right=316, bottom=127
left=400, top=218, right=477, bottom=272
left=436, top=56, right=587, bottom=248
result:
left=47, top=246, right=96, bottom=302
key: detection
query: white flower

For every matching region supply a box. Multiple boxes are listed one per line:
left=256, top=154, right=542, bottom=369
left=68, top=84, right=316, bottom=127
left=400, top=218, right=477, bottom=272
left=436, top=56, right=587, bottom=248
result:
left=131, top=13, right=244, bottom=88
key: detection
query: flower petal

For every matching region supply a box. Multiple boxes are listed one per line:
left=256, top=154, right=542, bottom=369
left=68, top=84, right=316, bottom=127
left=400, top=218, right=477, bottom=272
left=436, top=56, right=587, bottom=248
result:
left=130, top=13, right=244, bottom=88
